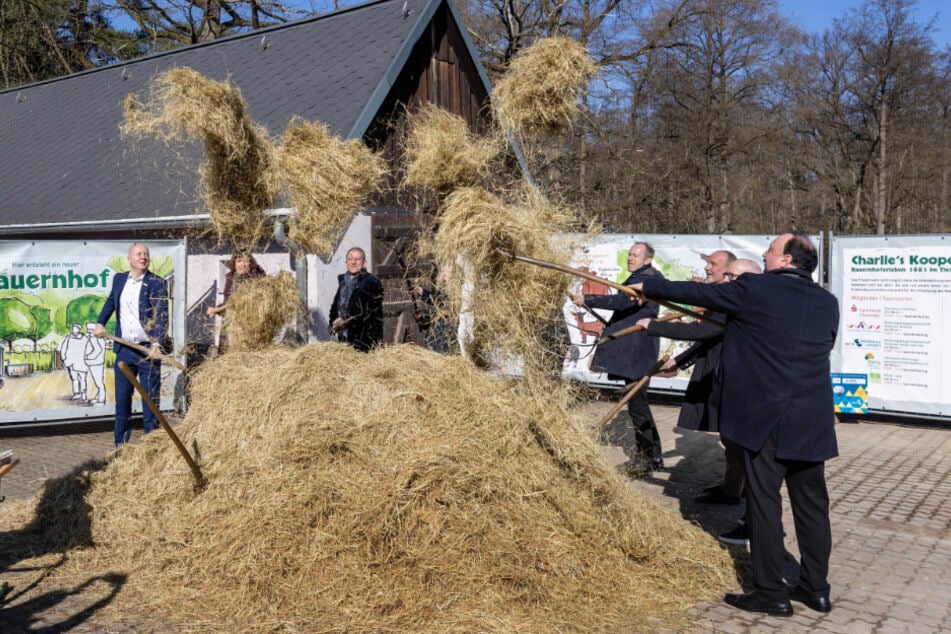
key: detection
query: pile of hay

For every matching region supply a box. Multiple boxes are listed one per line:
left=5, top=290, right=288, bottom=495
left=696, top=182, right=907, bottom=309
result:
left=122, top=68, right=278, bottom=250
left=223, top=271, right=302, bottom=351
left=277, top=117, right=388, bottom=257
left=491, top=37, right=597, bottom=137
left=402, top=103, right=501, bottom=194
left=421, top=185, right=582, bottom=372
left=48, top=344, right=732, bottom=632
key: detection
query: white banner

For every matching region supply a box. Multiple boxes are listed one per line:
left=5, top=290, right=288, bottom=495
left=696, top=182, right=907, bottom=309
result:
left=0, top=240, right=186, bottom=425
left=829, top=234, right=950, bottom=417
left=561, top=234, right=823, bottom=389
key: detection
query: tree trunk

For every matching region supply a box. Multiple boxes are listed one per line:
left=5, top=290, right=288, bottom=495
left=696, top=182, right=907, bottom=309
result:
left=876, top=101, right=887, bottom=234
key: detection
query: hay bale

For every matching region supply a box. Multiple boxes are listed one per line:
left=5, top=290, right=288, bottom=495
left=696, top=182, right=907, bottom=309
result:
left=421, top=185, right=581, bottom=372
left=122, top=68, right=277, bottom=250
left=277, top=117, right=388, bottom=257
left=223, top=271, right=302, bottom=351
left=49, top=344, right=732, bottom=631
left=492, top=37, right=597, bottom=137
left=402, top=103, right=501, bottom=194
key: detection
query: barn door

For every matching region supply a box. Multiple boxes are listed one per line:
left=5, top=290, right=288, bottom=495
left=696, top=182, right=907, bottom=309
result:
left=370, top=212, right=434, bottom=345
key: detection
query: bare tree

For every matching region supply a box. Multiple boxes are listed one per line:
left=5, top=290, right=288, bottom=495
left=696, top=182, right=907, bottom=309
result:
left=0, top=0, right=140, bottom=88
left=106, top=0, right=308, bottom=48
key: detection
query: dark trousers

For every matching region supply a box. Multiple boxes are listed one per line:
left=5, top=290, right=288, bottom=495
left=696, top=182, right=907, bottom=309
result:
left=627, top=385, right=662, bottom=460
left=743, top=427, right=832, bottom=602
left=722, top=437, right=746, bottom=498
left=114, top=345, right=161, bottom=446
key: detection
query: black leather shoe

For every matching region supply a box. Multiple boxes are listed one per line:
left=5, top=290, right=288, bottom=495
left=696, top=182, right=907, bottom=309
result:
left=724, top=591, right=793, bottom=617
left=695, top=486, right=741, bottom=505
left=788, top=585, right=832, bottom=612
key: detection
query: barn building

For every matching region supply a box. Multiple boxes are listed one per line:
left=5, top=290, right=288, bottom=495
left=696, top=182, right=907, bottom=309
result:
left=0, top=0, right=516, bottom=352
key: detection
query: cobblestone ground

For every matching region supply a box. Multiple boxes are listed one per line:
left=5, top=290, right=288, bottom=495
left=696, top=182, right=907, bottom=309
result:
left=1, top=404, right=950, bottom=632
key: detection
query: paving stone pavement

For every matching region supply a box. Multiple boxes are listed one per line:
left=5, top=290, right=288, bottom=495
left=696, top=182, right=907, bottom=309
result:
left=0, top=403, right=949, bottom=632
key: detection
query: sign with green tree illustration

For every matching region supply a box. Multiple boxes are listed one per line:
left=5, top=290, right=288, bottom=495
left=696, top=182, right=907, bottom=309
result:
left=0, top=240, right=186, bottom=425
left=0, top=297, right=38, bottom=350
left=27, top=305, right=52, bottom=351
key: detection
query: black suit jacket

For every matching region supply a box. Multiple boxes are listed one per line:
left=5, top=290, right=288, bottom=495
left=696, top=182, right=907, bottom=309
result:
left=647, top=311, right=725, bottom=432
left=643, top=268, right=839, bottom=461
left=584, top=265, right=662, bottom=381
left=329, top=269, right=384, bottom=352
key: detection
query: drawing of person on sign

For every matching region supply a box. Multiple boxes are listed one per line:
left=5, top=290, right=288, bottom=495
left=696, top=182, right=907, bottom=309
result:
left=58, top=324, right=89, bottom=401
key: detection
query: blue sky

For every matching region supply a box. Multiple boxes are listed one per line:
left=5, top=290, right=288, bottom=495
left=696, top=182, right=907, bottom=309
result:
left=107, top=0, right=951, bottom=51
left=778, top=0, right=951, bottom=47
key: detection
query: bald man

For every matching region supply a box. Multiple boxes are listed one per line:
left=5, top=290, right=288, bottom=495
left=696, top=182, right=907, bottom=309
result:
left=94, top=243, right=170, bottom=446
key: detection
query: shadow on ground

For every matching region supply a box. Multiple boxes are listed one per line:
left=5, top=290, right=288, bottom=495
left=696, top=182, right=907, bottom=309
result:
left=0, top=457, right=128, bottom=631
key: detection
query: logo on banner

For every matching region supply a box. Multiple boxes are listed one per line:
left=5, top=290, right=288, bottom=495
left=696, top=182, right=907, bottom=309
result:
left=847, top=321, right=881, bottom=330
left=831, top=373, right=868, bottom=414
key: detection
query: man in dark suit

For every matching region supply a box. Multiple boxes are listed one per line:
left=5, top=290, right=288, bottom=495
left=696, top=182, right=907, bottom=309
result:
left=632, top=233, right=839, bottom=617
left=640, top=256, right=763, bottom=547
left=576, top=241, right=664, bottom=473
left=328, top=247, right=383, bottom=352
left=93, top=243, right=170, bottom=447
left=639, top=252, right=743, bottom=500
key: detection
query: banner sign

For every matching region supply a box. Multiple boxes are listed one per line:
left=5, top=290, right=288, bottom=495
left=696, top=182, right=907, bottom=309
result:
left=0, top=240, right=186, bottom=425
left=561, top=234, right=823, bottom=391
left=829, top=234, right=950, bottom=418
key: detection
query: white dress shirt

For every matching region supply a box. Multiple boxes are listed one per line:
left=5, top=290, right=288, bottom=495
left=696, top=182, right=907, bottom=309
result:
left=119, top=273, right=150, bottom=343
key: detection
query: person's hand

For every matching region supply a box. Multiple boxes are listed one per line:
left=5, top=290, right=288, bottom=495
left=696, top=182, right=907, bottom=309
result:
left=92, top=324, right=106, bottom=338
left=572, top=293, right=585, bottom=306
left=147, top=343, right=162, bottom=360
left=636, top=318, right=652, bottom=330
left=328, top=318, right=345, bottom=334
left=409, top=284, right=423, bottom=296
left=206, top=306, right=217, bottom=317
left=656, top=357, right=678, bottom=378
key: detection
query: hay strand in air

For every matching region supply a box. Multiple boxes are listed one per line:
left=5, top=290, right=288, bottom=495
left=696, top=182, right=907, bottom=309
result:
left=277, top=117, right=388, bottom=257
left=492, top=37, right=597, bottom=137
left=223, top=271, right=302, bottom=351
left=121, top=67, right=277, bottom=251
left=402, top=103, right=501, bottom=194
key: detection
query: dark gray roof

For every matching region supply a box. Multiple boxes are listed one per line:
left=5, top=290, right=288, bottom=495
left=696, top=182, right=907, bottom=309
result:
left=0, top=0, right=492, bottom=232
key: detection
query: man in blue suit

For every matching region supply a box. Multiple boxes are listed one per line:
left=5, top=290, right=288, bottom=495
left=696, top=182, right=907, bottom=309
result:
left=93, top=243, right=170, bottom=446
left=633, top=232, right=839, bottom=618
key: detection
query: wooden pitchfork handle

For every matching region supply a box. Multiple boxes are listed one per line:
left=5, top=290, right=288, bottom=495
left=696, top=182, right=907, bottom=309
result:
left=596, top=355, right=670, bottom=431
left=117, top=361, right=205, bottom=489
left=497, top=248, right=725, bottom=328
left=107, top=335, right=187, bottom=373
left=580, top=302, right=610, bottom=326
left=596, top=310, right=688, bottom=346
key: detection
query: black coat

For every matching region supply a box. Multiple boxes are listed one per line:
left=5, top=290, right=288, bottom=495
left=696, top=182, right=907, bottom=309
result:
left=585, top=265, right=662, bottom=381
left=329, top=269, right=384, bottom=352
left=647, top=311, right=725, bottom=432
left=643, top=268, right=839, bottom=461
